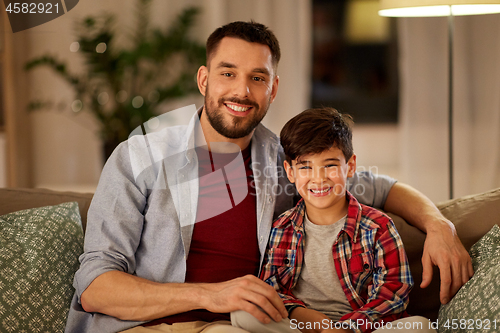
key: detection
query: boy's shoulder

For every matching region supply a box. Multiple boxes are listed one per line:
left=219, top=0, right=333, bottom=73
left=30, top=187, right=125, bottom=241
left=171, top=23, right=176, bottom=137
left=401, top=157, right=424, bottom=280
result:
left=343, top=191, right=394, bottom=232
left=356, top=200, right=394, bottom=232
left=272, top=199, right=306, bottom=230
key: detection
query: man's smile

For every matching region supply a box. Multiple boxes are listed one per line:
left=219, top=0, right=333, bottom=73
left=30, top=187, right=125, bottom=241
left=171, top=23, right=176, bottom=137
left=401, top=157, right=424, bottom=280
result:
left=224, top=102, right=252, bottom=112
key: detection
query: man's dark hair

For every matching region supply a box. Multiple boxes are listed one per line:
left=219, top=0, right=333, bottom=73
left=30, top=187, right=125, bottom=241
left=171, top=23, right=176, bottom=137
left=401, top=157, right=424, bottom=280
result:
left=206, top=21, right=281, bottom=68
left=280, top=107, right=354, bottom=164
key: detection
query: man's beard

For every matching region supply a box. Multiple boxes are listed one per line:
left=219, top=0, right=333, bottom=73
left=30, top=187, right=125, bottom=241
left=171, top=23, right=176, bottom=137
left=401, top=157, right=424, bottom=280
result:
left=204, top=85, right=269, bottom=139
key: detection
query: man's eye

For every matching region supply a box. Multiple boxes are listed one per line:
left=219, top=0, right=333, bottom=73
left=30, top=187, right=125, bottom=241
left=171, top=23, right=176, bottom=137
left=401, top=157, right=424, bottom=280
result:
left=222, top=73, right=233, bottom=77
left=253, top=76, right=264, bottom=82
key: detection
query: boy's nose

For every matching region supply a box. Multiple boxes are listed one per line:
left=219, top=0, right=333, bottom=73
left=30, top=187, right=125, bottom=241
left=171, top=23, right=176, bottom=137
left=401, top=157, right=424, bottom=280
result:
left=311, top=169, right=328, bottom=182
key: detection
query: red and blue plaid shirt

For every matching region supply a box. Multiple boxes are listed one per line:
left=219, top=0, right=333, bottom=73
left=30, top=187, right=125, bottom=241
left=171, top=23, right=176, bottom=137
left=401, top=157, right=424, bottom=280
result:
left=259, top=192, right=413, bottom=333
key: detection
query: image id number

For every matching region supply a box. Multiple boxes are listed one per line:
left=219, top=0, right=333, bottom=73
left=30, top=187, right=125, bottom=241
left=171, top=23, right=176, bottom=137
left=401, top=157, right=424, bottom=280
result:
left=443, top=319, right=498, bottom=330
left=5, top=2, right=60, bottom=14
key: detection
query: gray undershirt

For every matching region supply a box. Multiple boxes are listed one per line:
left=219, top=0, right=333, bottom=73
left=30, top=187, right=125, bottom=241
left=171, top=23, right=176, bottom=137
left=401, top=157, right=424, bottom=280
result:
left=292, top=213, right=352, bottom=322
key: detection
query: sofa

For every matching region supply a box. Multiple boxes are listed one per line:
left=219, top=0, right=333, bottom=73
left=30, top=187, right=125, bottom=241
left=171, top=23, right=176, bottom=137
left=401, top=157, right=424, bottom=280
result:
left=1, top=186, right=500, bottom=331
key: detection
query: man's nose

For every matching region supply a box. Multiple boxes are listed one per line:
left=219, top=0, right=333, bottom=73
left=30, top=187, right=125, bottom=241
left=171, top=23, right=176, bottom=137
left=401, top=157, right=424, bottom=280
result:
left=232, top=77, right=250, bottom=98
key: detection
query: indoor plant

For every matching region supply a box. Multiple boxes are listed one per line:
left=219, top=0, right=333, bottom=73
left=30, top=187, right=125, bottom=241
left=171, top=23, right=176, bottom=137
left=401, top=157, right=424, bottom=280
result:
left=26, top=0, right=206, bottom=160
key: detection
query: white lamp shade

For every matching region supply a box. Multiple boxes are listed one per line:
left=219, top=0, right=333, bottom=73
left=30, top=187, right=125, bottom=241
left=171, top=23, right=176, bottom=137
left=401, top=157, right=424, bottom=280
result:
left=379, top=0, right=500, bottom=16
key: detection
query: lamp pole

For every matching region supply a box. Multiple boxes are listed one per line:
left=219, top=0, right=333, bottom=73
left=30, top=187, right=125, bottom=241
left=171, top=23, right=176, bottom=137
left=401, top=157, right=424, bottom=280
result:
left=448, top=9, right=454, bottom=199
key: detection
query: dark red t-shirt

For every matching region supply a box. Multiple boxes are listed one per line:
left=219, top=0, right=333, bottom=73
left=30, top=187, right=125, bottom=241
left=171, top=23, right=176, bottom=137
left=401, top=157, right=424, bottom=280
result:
left=144, top=144, right=259, bottom=325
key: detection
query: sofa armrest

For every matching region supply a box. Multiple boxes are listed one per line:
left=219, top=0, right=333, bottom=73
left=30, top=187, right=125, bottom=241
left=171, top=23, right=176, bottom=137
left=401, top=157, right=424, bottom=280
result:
left=390, top=187, right=500, bottom=321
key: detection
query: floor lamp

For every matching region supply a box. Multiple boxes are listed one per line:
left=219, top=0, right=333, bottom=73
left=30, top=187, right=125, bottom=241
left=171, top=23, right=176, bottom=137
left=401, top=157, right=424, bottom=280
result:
left=379, top=0, right=500, bottom=199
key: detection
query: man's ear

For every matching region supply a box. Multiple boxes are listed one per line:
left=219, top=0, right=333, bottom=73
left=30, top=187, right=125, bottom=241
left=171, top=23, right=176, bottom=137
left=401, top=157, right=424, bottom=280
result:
left=270, top=75, right=279, bottom=104
left=197, top=66, right=208, bottom=96
left=284, top=160, right=295, bottom=184
left=346, top=154, right=357, bottom=178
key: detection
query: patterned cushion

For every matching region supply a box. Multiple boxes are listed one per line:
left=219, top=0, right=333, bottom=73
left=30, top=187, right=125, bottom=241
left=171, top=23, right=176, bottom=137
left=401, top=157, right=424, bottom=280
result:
left=438, top=224, right=500, bottom=333
left=0, top=202, right=84, bottom=333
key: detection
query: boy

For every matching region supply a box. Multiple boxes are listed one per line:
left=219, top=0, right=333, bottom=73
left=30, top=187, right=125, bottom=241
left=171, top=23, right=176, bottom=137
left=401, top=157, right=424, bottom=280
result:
left=232, top=108, right=429, bottom=333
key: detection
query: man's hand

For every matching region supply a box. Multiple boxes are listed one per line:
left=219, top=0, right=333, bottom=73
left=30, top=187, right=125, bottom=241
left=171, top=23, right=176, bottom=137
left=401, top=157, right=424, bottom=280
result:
left=201, top=274, right=288, bottom=324
left=81, top=272, right=286, bottom=323
left=420, top=217, right=474, bottom=304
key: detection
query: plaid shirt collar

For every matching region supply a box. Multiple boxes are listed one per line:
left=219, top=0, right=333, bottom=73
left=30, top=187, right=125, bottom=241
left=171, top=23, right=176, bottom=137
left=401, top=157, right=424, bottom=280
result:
left=275, top=191, right=365, bottom=243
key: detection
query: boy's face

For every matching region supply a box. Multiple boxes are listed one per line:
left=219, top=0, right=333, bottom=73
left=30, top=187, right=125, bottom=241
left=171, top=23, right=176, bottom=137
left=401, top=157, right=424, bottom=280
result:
left=284, top=147, right=356, bottom=220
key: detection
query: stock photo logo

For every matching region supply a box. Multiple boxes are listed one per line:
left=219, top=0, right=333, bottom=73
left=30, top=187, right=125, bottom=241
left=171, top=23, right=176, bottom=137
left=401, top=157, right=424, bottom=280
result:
left=128, top=105, right=249, bottom=226
left=3, top=0, right=79, bottom=32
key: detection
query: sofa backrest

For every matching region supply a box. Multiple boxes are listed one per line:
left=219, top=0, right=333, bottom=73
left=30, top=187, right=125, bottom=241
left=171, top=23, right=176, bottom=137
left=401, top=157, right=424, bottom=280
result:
left=0, top=187, right=93, bottom=232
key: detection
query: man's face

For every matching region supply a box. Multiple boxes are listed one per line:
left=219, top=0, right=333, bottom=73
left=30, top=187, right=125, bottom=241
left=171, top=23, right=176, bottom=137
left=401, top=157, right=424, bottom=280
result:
left=197, top=37, right=279, bottom=140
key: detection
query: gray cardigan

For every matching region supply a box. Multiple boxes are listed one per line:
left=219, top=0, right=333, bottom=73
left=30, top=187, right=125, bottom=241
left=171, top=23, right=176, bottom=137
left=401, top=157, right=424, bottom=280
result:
left=65, top=111, right=396, bottom=333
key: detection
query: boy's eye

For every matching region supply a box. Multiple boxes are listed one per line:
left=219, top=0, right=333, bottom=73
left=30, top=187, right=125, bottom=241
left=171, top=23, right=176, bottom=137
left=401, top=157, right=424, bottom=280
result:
left=325, top=164, right=339, bottom=168
left=298, top=166, right=311, bottom=170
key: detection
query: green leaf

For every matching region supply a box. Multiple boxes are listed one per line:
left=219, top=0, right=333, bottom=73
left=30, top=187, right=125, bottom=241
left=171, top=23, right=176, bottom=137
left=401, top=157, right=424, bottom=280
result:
left=24, top=1, right=206, bottom=155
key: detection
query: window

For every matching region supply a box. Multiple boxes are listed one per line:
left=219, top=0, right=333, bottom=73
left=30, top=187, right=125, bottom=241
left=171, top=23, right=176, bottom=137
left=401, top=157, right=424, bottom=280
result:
left=311, top=0, right=399, bottom=123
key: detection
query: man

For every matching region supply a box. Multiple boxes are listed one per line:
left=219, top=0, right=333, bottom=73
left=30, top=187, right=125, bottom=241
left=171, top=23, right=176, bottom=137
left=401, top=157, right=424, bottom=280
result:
left=65, top=21, right=472, bottom=333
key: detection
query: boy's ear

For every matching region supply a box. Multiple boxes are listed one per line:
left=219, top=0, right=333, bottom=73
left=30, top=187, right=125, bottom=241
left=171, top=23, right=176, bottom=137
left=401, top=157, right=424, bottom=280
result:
left=284, top=160, right=295, bottom=184
left=347, top=154, right=356, bottom=178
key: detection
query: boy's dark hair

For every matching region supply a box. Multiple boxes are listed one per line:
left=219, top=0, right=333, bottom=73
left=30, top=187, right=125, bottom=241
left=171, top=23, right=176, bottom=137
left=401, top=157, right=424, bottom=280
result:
left=280, top=107, right=354, bottom=164
left=206, top=21, right=281, bottom=69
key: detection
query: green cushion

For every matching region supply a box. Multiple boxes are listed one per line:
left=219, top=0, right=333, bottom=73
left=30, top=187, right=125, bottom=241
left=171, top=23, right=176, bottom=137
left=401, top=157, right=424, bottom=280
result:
left=438, top=224, right=500, bottom=333
left=0, top=202, right=84, bottom=333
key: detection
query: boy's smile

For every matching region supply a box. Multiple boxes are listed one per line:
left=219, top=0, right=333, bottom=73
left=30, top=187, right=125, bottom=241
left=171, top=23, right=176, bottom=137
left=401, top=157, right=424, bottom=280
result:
left=285, top=147, right=356, bottom=225
left=309, top=187, right=332, bottom=195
